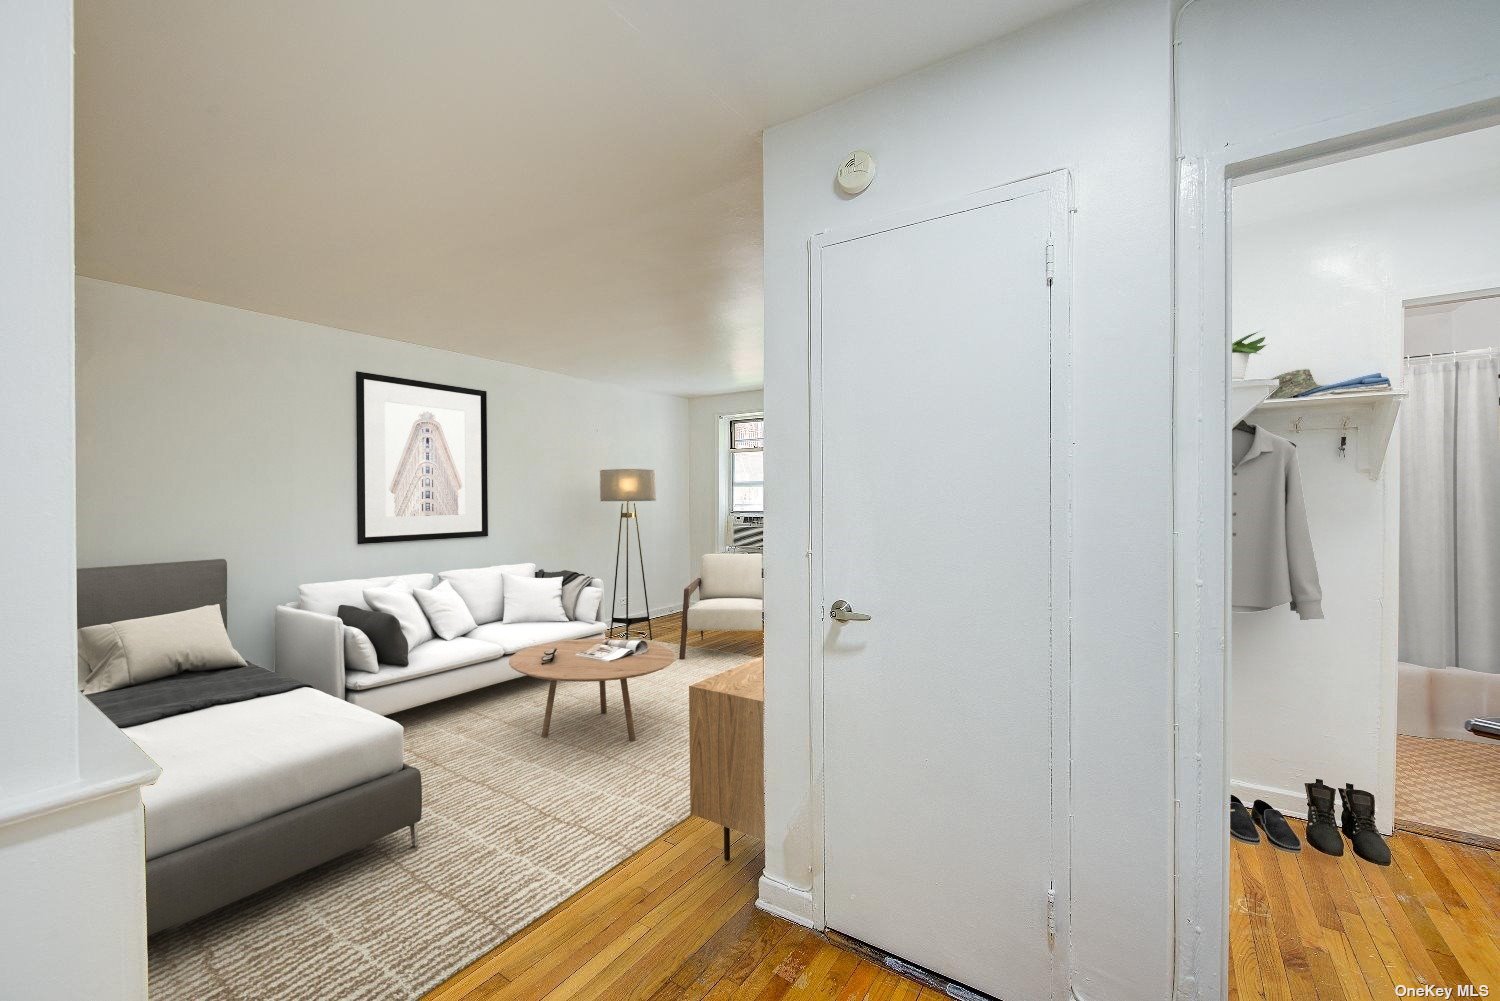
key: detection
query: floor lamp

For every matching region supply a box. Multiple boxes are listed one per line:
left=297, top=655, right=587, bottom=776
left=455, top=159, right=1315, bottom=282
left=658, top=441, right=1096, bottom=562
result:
left=600, top=468, right=654, bottom=640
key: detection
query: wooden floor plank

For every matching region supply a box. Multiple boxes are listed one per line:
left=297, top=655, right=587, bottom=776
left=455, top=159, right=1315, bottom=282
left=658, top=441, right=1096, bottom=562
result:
left=1271, top=846, right=1345, bottom=1001
left=1257, top=844, right=1325, bottom=1001
left=1373, top=845, right=1471, bottom=987
left=1236, top=843, right=1297, bottom=1001
left=1441, top=841, right=1500, bottom=926
left=678, top=905, right=791, bottom=999
left=1229, top=848, right=1271, bottom=1001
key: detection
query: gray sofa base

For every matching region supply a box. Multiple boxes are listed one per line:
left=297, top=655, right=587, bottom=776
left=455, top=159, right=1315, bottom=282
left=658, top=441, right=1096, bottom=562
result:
left=147, top=764, right=422, bottom=935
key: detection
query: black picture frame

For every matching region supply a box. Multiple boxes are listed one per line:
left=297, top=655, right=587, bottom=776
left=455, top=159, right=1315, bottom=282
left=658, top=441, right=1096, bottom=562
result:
left=356, top=372, right=488, bottom=544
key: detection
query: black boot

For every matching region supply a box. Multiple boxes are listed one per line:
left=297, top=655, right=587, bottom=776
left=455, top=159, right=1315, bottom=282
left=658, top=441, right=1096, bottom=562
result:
left=1339, top=784, right=1390, bottom=866
left=1304, top=780, right=1344, bottom=857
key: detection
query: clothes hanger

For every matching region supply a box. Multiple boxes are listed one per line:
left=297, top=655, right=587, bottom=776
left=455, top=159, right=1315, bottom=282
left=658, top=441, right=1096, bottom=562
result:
left=1235, top=419, right=1297, bottom=447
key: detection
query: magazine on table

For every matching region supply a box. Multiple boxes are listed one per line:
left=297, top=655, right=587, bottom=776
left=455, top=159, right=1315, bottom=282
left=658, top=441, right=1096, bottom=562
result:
left=579, top=638, right=650, bottom=662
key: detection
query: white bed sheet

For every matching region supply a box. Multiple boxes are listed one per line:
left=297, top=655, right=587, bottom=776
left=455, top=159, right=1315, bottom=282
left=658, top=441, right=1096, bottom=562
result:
left=126, top=686, right=406, bottom=859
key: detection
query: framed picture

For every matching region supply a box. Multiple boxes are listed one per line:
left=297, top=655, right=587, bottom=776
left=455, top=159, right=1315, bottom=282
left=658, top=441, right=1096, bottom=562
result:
left=356, top=372, right=488, bottom=543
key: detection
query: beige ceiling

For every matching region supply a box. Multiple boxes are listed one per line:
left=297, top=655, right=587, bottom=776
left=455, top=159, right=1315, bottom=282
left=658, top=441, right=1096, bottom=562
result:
left=76, top=0, right=1083, bottom=396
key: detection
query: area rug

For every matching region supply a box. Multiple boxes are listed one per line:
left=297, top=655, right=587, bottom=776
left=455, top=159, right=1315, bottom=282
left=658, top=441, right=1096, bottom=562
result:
left=1396, top=733, right=1500, bottom=847
left=148, top=649, right=753, bottom=1000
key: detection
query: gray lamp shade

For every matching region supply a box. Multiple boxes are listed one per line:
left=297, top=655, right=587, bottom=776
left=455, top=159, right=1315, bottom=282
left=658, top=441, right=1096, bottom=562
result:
left=600, top=468, right=656, bottom=502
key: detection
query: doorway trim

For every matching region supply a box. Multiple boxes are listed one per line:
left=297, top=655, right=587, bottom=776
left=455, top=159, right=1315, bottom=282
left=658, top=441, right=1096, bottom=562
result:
left=803, top=168, right=1074, bottom=993
left=1171, top=85, right=1500, bottom=1000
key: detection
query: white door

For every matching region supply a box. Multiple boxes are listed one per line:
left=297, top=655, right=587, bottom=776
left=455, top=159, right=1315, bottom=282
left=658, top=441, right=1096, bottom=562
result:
left=816, top=179, right=1069, bottom=1000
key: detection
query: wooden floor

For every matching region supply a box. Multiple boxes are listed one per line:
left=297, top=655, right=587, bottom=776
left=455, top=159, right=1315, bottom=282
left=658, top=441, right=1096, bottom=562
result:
left=431, top=614, right=1500, bottom=1000
left=426, top=818, right=935, bottom=1000
left=624, top=610, right=764, bottom=660
left=1230, top=817, right=1500, bottom=999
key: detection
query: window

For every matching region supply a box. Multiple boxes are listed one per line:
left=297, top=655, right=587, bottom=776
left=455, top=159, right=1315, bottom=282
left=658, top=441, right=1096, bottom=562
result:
left=729, top=417, right=764, bottom=513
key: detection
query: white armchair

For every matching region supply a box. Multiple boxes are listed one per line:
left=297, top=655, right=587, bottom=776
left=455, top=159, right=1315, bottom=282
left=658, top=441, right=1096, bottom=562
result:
left=680, top=553, right=763, bottom=658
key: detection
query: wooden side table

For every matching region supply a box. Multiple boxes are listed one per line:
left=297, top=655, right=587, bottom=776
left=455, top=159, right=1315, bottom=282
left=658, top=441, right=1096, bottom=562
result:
left=689, top=658, right=763, bottom=860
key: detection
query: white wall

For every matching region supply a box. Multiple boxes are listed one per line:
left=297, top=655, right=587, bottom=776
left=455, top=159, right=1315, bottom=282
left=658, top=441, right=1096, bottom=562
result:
left=75, top=279, right=693, bottom=664
left=1174, top=3, right=1500, bottom=997
left=688, top=390, right=763, bottom=571
left=1407, top=295, right=1500, bottom=356
left=1, top=0, right=78, bottom=795
left=0, top=716, right=157, bottom=999
left=1, top=7, right=154, bottom=998
left=761, top=1, right=1175, bottom=998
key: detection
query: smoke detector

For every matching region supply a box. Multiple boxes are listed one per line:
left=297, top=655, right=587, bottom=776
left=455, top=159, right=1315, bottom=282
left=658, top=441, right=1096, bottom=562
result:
left=836, top=150, right=876, bottom=196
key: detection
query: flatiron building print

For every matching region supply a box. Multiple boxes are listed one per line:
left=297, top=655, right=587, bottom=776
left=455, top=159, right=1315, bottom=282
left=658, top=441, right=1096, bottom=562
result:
left=390, top=411, right=462, bottom=516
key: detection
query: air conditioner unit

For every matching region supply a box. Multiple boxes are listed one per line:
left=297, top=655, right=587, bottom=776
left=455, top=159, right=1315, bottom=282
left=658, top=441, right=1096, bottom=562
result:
left=728, top=513, right=764, bottom=553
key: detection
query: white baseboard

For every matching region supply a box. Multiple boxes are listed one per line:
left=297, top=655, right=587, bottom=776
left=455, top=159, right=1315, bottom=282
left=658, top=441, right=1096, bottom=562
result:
left=607, top=601, right=682, bottom=621
left=757, top=874, right=818, bottom=928
left=1230, top=779, right=1307, bottom=822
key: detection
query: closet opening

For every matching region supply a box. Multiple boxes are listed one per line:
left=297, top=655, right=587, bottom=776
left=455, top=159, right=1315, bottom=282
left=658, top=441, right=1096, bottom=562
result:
left=1225, top=122, right=1500, bottom=989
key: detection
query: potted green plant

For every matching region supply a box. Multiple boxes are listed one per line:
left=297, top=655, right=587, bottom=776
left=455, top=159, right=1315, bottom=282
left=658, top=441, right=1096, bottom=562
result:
left=1232, top=333, right=1266, bottom=379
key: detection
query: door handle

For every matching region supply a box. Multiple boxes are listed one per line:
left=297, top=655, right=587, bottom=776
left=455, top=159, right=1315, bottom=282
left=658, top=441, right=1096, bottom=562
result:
left=829, top=599, right=871, bottom=622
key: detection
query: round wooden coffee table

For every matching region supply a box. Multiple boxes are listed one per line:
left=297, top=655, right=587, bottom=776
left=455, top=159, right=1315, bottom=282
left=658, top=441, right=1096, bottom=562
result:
left=510, top=639, right=677, bottom=741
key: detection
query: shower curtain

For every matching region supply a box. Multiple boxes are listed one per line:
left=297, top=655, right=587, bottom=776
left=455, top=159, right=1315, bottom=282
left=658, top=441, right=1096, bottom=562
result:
left=1399, top=351, right=1500, bottom=688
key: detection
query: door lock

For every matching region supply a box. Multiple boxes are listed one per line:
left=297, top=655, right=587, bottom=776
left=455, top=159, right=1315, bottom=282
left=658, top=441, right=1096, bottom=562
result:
left=829, top=599, right=871, bottom=622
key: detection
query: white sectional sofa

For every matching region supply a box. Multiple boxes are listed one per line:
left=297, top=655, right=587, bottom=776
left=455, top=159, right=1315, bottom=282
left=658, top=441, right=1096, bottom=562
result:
left=275, top=563, right=606, bottom=716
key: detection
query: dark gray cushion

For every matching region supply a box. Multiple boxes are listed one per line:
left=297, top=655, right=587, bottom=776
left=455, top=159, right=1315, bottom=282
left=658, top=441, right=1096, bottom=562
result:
left=337, top=605, right=408, bottom=666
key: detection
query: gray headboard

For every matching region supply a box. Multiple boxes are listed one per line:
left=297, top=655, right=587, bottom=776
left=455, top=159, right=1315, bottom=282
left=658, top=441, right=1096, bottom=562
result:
left=77, top=559, right=229, bottom=628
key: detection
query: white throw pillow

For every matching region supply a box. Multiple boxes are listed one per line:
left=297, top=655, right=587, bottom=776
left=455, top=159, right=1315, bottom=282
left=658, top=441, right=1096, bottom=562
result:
left=298, top=575, right=394, bottom=615
left=501, top=574, right=568, bottom=624
left=298, top=573, right=433, bottom=614
left=574, top=585, right=603, bottom=623
left=342, top=625, right=381, bottom=673
left=438, top=562, right=536, bottom=624
left=364, top=582, right=435, bottom=650
left=414, top=580, right=479, bottom=640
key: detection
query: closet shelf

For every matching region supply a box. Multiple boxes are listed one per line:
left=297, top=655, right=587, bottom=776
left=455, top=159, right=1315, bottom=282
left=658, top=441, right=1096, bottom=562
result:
left=1231, top=379, right=1279, bottom=424
left=1250, top=389, right=1406, bottom=481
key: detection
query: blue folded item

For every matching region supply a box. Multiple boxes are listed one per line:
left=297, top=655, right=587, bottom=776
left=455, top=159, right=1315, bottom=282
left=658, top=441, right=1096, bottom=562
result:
left=1295, top=373, right=1389, bottom=397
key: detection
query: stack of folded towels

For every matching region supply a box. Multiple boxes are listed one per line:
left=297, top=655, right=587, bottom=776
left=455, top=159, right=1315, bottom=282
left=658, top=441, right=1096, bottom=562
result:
left=1294, top=372, right=1390, bottom=397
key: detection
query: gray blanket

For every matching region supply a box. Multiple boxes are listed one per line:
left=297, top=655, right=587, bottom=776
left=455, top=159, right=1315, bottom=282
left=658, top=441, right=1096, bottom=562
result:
left=88, top=664, right=305, bottom=728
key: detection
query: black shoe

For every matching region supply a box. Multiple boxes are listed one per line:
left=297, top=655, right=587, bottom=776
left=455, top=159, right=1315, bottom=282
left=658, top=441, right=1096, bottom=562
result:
left=1304, top=779, right=1344, bottom=857
left=1340, top=783, right=1391, bottom=866
left=1252, top=800, right=1301, bottom=852
left=1230, top=796, right=1259, bottom=844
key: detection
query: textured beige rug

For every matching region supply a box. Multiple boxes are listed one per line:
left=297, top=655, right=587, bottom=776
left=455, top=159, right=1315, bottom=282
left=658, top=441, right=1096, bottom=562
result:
left=148, top=650, right=751, bottom=1000
left=1396, top=734, right=1500, bottom=845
